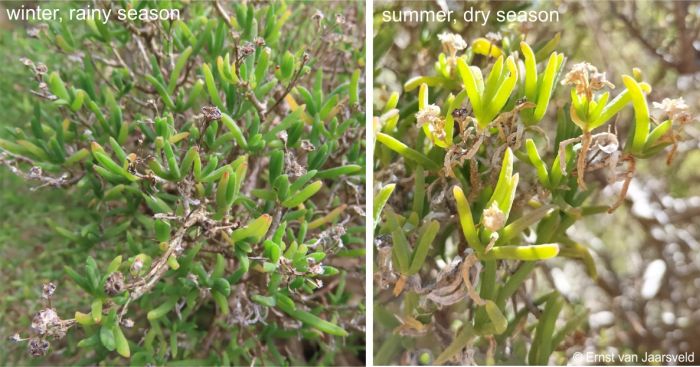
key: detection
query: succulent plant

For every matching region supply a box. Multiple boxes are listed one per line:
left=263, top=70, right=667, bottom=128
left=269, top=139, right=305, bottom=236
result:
left=374, top=31, right=693, bottom=365
left=0, top=1, right=366, bottom=365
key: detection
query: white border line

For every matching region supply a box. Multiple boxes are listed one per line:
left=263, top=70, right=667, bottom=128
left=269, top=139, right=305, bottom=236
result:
left=364, top=0, right=374, bottom=364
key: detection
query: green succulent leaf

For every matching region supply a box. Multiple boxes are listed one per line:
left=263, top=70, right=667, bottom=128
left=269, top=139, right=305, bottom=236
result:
left=373, top=184, right=396, bottom=228
left=453, top=185, right=482, bottom=253
left=100, top=324, right=116, bottom=351
left=529, top=292, right=565, bottom=365
left=282, top=180, right=323, bottom=208
left=408, top=220, right=439, bottom=275
left=385, top=206, right=411, bottom=274
left=483, top=244, right=560, bottom=261
left=376, top=132, right=440, bottom=170
left=622, top=75, right=651, bottom=155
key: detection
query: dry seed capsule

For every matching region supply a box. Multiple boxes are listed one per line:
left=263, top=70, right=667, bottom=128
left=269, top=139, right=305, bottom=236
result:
left=201, top=105, right=222, bottom=122
left=27, top=338, right=50, bottom=357
left=31, top=309, right=59, bottom=335
left=42, top=283, right=56, bottom=299
left=104, top=272, right=125, bottom=296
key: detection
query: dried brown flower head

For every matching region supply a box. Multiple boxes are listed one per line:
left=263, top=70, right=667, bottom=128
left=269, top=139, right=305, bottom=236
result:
left=452, top=108, right=469, bottom=122
left=34, top=63, right=48, bottom=75
left=19, top=57, right=34, bottom=67
left=31, top=309, right=60, bottom=335
left=416, top=104, right=445, bottom=140
left=42, top=283, right=56, bottom=299
left=239, top=42, right=256, bottom=57
left=438, top=32, right=467, bottom=58
left=653, top=98, right=692, bottom=125
left=594, top=132, right=619, bottom=154
left=254, top=37, right=266, bottom=47
left=562, top=62, right=614, bottom=98
left=201, top=106, right=222, bottom=122
left=589, top=71, right=614, bottom=91
left=300, top=140, right=316, bottom=151
left=312, top=9, right=325, bottom=29
left=27, top=338, right=49, bottom=357
left=104, top=272, right=125, bottom=296
left=482, top=201, right=505, bottom=232
left=285, top=151, right=307, bottom=178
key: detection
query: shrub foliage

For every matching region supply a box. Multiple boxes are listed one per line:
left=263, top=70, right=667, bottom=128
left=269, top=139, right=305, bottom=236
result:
left=373, top=31, right=692, bottom=365
left=1, top=1, right=365, bottom=365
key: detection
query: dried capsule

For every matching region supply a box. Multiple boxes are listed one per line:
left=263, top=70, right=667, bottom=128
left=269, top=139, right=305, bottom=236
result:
left=42, top=283, right=56, bottom=299
left=254, top=37, right=266, bottom=47
left=27, top=338, right=50, bottom=357
left=451, top=108, right=469, bottom=123
left=201, top=105, right=222, bottom=122
left=31, top=309, right=59, bottom=335
left=437, top=32, right=467, bottom=58
left=104, top=272, right=125, bottom=296
left=239, top=42, right=255, bottom=57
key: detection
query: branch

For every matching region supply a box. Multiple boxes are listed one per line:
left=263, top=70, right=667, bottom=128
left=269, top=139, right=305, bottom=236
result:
left=119, top=206, right=208, bottom=319
left=609, top=2, right=679, bottom=70
left=215, top=0, right=234, bottom=29
left=264, top=53, right=310, bottom=117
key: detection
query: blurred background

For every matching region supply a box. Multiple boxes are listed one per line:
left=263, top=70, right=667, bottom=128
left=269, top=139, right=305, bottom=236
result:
left=374, top=0, right=700, bottom=363
left=0, top=2, right=80, bottom=365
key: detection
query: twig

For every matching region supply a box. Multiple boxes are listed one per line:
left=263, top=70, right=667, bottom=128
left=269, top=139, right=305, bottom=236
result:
left=264, top=53, right=310, bottom=117
left=215, top=0, right=234, bottom=29
left=119, top=206, right=208, bottom=320
left=609, top=3, right=679, bottom=70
